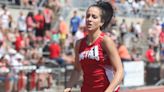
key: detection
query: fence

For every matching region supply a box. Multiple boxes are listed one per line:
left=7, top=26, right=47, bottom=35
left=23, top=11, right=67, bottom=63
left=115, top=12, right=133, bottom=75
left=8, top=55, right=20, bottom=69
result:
left=0, top=60, right=74, bottom=92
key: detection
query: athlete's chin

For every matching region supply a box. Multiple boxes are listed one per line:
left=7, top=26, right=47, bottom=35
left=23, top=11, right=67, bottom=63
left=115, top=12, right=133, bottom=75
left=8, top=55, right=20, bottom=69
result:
left=86, top=27, right=96, bottom=32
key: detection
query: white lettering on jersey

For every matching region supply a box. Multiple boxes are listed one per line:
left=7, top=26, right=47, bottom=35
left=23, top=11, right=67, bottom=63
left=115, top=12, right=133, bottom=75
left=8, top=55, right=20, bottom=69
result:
left=79, top=45, right=99, bottom=61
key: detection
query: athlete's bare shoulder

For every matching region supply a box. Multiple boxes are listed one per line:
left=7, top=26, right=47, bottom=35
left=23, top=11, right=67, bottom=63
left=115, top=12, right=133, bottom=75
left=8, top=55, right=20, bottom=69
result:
left=75, top=36, right=87, bottom=48
left=102, top=34, right=114, bottom=44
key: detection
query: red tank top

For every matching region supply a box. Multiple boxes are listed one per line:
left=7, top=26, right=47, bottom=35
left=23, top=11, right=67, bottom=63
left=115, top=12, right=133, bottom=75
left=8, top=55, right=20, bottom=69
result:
left=79, top=32, right=118, bottom=92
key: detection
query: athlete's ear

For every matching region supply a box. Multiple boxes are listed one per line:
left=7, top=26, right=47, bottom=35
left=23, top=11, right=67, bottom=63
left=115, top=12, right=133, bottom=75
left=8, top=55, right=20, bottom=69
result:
left=100, top=18, right=104, bottom=27
left=100, top=22, right=103, bottom=26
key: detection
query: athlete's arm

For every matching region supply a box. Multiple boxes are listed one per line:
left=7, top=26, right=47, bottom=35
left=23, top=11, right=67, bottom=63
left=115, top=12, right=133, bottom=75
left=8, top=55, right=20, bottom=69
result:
left=102, top=35, right=124, bottom=92
left=64, top=39, right=82, bottom=92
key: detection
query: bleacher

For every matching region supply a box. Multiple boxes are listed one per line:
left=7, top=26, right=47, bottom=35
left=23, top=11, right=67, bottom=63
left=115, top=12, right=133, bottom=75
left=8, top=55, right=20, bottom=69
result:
left=139, top=7, right=164, bottom=19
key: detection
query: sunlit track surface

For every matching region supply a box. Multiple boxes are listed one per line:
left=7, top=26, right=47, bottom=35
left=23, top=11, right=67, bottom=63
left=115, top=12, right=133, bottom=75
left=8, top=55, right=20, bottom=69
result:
left=120, top=86, right=164, bottom=92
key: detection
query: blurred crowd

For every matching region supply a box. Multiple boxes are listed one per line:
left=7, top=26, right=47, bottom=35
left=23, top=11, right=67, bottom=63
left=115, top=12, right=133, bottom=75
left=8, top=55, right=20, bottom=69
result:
left=0, top=1, right=68, bottom=91
left=0, top=0, right=164, bottom=91
left=110, top=0, right=164, bottom=17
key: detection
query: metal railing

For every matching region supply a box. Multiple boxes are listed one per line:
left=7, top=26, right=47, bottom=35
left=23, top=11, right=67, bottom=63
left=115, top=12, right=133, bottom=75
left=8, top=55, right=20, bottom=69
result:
left=155, top=79, right=164, bottom=86
left=0, top=62, right=74, bottom=91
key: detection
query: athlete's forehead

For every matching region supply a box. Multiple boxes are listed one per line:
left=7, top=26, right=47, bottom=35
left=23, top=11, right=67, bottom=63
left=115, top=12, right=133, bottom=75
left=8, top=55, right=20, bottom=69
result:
left=86, top=6, right=102, bottom=16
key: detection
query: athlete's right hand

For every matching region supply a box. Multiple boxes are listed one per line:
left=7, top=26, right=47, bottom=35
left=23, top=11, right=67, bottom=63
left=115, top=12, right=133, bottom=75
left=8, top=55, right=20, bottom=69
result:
left=64, top=88, right=72, bottom=92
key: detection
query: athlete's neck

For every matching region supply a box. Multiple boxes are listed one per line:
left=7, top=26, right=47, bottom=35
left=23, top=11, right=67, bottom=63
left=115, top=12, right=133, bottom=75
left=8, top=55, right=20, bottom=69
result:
left=87, top=30, right=102, bottom=44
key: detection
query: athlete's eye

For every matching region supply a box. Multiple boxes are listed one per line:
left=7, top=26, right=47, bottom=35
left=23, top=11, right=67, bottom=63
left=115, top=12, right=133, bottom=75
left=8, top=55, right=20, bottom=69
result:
left=92, top=15, right=97, bottom=19
left=86, top=14, right=90, bottom=19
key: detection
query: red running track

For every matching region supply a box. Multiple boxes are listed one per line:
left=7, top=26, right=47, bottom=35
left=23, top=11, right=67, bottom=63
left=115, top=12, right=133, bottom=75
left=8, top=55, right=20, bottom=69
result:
left=120, top=86, right=164, bottom=92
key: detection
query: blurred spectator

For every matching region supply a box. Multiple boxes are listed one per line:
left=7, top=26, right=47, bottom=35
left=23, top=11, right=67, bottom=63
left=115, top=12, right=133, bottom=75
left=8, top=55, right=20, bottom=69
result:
left=0, top=4, right=11, bottom=30
left=34, top=10, right=45, bottom=40
left=106, top=29, right=118, bottom=42
left=0, top=30, right=4, bottom=41
left=131, top=47, right=142, bottom=61
left=32, top=41, right=43, bottom=56
left=152, top=18, right=162, bottom=53
left=51, top=29, right=60, bottom=44
left=14, top=31, right=26, bottom=51
left=17, top=11, right=27, bottom=32
left=65, top=0, right=71, bottom=6
left=43, top=5, right=54, bottom=31
left=61, top=53, right=75, bottom=64
left=80, top=15, right=86, bottom=28
left=49, top=40, right=65, bottom=66
left=30, top=49, right=42, bottom=64
left=132, top=0, right=140, bottom=14
left=70, top=10, right=81, bottom=36
left=14, top=53, right=27, bottom=92
left=160, top=47, right=164, bottom=79
left=159, top=23, right=164, bottom=49
left=139, top=0, right=146, bottom=8
left=44, top=31, right=51, bottom=43
left=13, top=0, right=20, bottom=5
left=74, top=25, right=85, bottom=44
left=145, top=45, right=155, bottom=63
left=0, top=4, right=14, bottom=31
left=117, top=41, right=131, bottom=62
left=34, top=10, right=45, bottom=39
left=5, top=48, right=24, bottom=92
left=123, top=23, right=136, bottom=49
left=123, top=1, right=133, bottom=15
left=29, top=70, right=37, bottom=91
left=146, top=0, right=157, bottom=6
left=120, top=0, right=126, bottom=3
left=111, top=15, right=117, bottom=27
left=134, top=22, right=142, bottom=38
left=64, top=33, right=74, bottom=53
left=22, top=0, right=29, bottom=7
left=148, top=26, right=156, bottom=46
left=27, top=30, right=36, bottom=47
left=159, top=33, right=164, bottom=77
left=0, top=55, right=14, bottom=92
left=26, top=12, right=36, bottom=32
left=0, top=40, right=6, bottom=57
left=48, top=0, right=62, bottom=13
left=17, top=70, right=27, bottom=92
left=21, top=0, right=37, bottom=8
left=0, top=4, right=10, bottom=16
left=119, top=19, right=128, bottom=39
left=36, top=57, right=53, bottom=90
left=58, top=16, right=68, bottom=50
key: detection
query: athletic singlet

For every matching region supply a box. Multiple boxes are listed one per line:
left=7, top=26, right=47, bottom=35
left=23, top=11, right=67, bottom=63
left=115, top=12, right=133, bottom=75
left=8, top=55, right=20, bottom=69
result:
left=79, top=32, right=119, bottom=92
